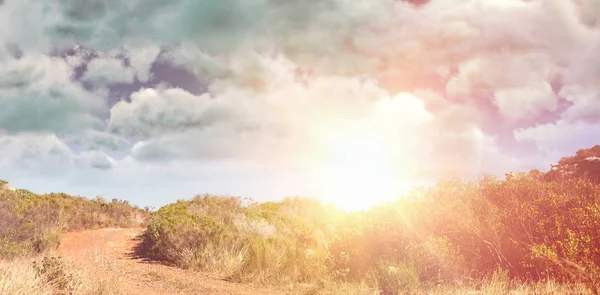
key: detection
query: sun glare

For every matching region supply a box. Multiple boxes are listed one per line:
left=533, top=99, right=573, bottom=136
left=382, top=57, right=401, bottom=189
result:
left=316, top=128, right=409, bottom=212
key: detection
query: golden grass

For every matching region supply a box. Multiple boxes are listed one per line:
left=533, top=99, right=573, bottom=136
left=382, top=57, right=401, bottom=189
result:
left=419, top=280, right=591, bottom=295
left=0, top=254, right=124, bottom=295
left=0, top=259, right=53, bottom=295
left=290, top=269, right=593, bottom=295
left=300, top=279, right=592, bottom=295
left=1, top=254, right=593, bottom=295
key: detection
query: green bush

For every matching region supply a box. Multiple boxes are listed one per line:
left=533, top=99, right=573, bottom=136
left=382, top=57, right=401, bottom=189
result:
left=140, top=196, right=333, bottom=285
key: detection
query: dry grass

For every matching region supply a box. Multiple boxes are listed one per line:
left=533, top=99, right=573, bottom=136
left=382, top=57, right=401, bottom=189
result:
left=299, top=281, right=379, bottom=295
left=299, top=279, right=592, bottom=295
left=288, top=269, right=593, bottom=295
left=0, top=259, right=53, bottom=295
left=421, top=280, right=592, bottom=295
left=2, top=257, right=591, bottom=295
left=67, top=255, right=125, bottom=295
left=0, top=254, right=124, bottom=295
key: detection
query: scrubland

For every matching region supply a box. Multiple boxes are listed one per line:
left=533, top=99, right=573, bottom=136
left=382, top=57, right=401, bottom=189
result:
left=0, top=184, right=148, bottom=258
left=5, top=148, right=600, bottom=294
left=139, top=172, right=600, bottom=294
left=0, top=182, right=148, bottom=294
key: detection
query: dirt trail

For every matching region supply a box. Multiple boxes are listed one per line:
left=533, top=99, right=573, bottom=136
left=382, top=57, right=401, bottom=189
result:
left=58, top=228, right=282, bottom=295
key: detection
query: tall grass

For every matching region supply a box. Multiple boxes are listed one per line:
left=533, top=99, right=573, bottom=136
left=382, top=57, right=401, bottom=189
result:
left=0, top=259, right=53, bottom=295
left=0, top=257, right=123, bottom=295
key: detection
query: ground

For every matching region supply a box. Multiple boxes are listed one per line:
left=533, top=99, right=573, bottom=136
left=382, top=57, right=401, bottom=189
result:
left=58, top=228, right=285, bottom=295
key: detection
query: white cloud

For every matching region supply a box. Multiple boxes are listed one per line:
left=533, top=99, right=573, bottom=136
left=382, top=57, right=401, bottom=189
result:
left=0, top=132, right=73, bottom=176
left=75, top=150, right=114, bottom=170
left=63, top=130, right=131, bottom=152
left=494, top=82, right=557, bottom=121
left=108, top=55, right=522, bottom=183
left=577, top=0, right=600, bottom=26
left=557, top=83, right=600, bottom=122
left=0, top=132, right=122, bottom=173
left=128, top=46, right=160, bottom=82
left=0, top=0, right=599, bottom=205
left=81, top=57, right=135, bottom=84
left=446, top=52, right=560, bottom=120
left=109, top=87, right=248, bottom=137
left=0, top=54, right=104, bottom=133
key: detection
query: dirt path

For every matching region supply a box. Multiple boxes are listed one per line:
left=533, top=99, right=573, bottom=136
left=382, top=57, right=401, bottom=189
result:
left=58, top=228, right=283, bottom=295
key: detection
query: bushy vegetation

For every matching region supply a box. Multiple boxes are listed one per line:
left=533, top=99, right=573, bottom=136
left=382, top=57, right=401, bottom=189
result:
left=141, top=196, right=338, bottom=284
left=0, top=182, right=149, bottom=259
left=140, top=147, right=600, bottom=294
left=329, top=174, right=600, bottom=294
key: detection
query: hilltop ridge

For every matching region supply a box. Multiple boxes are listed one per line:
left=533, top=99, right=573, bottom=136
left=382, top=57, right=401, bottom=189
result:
left=0, top=179, right=15, bottom=191
left=545, top=145, right=600, bottom=181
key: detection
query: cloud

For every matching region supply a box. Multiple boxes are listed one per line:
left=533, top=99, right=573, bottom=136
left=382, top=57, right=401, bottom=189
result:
left=127, top=46, right=160, bottom=82
left=113, top=55, right=388, bottom=162
left=446, top=52, right=560, bottom=120
left=0, top=0, right=599, bottom=205
left=110, top=55, right=523, bottom=182
left=558, top=34, right=600, bottom=123
left=0, top=132, right=73, bottom=175
left=0, top=54, right=104, bottom=134
left=557, top=83, right=600, bottom=122
left=1, top=0, right=581, bottom=74
left=63, top=130, right=131, bottom=152
left=0, top=131, right=122, bottom=173
left=75, top=151, right=114, bottom=170
left=577, top=0, right=600, bottom=27
left=108, top=87, right=247, bottom=137
left=130, top=129, right=246, bottom=161
left=367, top=93, right=521, bottom=179
left=493, top=82, right=557, bottom=121
left=81, top=56, right=136, bottom=84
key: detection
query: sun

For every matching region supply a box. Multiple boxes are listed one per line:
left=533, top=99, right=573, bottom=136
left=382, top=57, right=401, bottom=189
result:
left=314, top=126, right=409, bottom=212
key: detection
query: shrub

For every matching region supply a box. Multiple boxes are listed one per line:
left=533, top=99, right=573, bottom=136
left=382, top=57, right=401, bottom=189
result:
left=0, top=181, right=149, bottom=259
left=140, top=196, right=333, bottom=285
left=33, top=256, right=76, bottom=294
left=370, top=262, right=420, bottom=295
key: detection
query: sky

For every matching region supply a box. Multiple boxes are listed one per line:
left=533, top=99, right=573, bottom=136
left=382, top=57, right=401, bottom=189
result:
left=1, top=0, right=600, bottom=210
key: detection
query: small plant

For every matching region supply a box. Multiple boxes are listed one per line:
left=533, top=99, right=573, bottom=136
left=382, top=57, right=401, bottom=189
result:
left=371, top=262, right=420, bottom=295
left=33, top=256, right=76, bottom=294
